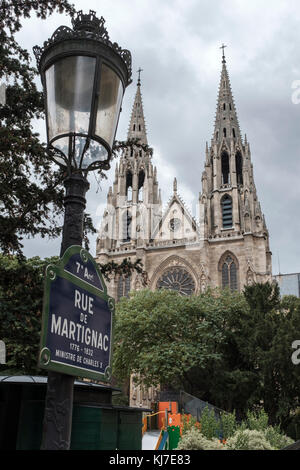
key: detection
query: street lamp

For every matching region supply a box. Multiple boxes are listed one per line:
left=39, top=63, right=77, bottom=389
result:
left=34, top=9, right=131, bottom=172
left=33, top=10, right=132, bottom=450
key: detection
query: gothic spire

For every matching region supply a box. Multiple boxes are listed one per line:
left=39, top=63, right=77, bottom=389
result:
left=213, top=48, right=242, bottom=143
left=127, top=68, right=148, bottom=145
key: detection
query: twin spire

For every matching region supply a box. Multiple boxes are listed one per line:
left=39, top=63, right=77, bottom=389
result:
left=127, top=47, right=241, bottom=153
left=213, top=45, right=242, bottom=144
left=127, top=68, right=148, bottom=146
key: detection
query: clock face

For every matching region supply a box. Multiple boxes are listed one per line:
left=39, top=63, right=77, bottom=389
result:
left=169, top=218, right=181, bottom=232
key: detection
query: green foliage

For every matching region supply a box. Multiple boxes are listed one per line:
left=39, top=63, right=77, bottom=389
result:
left=220, top=410, right=238, bottom=440
left=112, top=288, right=226, bottom=389
left=226, top=429, right=274, bottom=450
left=113, top=283, right=300, bottom=431
left=245, top=409, right=269, bottom=432
left=221, top=408, right=293, bottom=449
left=193, top=283, right=300, bottom=428
left=176, top=408, right=294, bottom=450
left=240, top=284, right=300, bottom=427
left=112, top=138, right=153, bottom=159
left=181, top=287, right=253, bottom=410
left=286, top=409, right=300, bottom=441
left=176, top=428, right=224, bottom=451
left=100, top=258, right=146, bottom=284
left=241, top=409, right=294, bottom=449
left=199, top=407, right=219, bottom=440
left=181, top=414, right=198, bottom=435
left=0, top=1, right=77, bottom=254
left=264, top=426, right=294, bottom=450
left=0, top=253, right=55, bottom=374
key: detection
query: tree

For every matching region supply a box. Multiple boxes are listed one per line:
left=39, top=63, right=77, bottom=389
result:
left=187, top=283, right=300, bottom=426
left=112, top=288, right=226, bottom=390
left=182, top=288, right=255, bottom=416
left=112, top=283, right=300, bottom=431
left=233, top=283, right=300, bottom=427
left=0, top=1, right=77, bottom=254
left=0, top=253, right=54, bottom=374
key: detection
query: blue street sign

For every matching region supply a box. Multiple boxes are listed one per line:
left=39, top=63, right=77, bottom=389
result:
left=39, top=246, right=114, bottom=382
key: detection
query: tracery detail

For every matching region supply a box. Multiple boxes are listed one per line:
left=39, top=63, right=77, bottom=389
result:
left=156, top=267, right=195, bottom=296
left=221, top=255, right=238, bottom=291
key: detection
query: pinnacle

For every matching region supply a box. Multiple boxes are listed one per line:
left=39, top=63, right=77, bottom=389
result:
left=127, top=77, right=148, bottom=146
left=212, top=54, right=242, bottom=144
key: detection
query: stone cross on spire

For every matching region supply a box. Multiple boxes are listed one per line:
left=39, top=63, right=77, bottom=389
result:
left=220, top=43, right=227, bottom=63
left=137, top=67, right=143, bottom=86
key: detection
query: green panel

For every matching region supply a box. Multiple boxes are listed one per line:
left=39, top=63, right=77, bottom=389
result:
left=117, top=411, right=143, bottom=451
left=16, top=401, right=44, bottom=450
left=167, top=426, right=181, bottom=450
left=71, top=406, right=118, bottom=450
left=99, top=409, right=118, bottom=450
left=15, top=400, right=143, bottom=450
left=71, top=406, right=102, bottom=450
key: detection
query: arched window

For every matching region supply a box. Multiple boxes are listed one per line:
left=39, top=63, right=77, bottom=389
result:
left=221, top=195, right=233, bottom=228
left=232, top=128, right=236, bottom=138
left=138, top=170, right=145, bottom=202
left=236, top=152, right=243, bottom=185
left=126, top=171, right=133, bottom=200
left=221, top=151, right=230, bottom=185
left=138, top=187, right=143, bottom=202
left=221, top=255, right=238, bottom=291
left=122, top=210, right=132, bottom=242
left=127, top=186, right=132, bottom=201
left=156, top=267, right=195, bottom=296
left=223, top=128, right=227, bottom=138
left=223, top=103, right=226, bottom=110
left=117, top=275, right=131, bottom=300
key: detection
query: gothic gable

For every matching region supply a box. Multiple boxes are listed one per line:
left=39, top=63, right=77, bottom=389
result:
left=151, top=192, right=198, bottom=243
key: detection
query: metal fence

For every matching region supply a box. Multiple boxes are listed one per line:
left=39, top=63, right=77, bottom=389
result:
left=179, top=391, right=225, bottom=422
left=158, top=390, right=226, bottom=422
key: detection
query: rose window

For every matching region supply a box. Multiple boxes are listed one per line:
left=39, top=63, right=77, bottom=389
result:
left=156, top=267, right=195, bottom=296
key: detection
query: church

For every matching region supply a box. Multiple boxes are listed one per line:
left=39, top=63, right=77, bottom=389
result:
left=96, top=50, right=272, bottom=302
left=96, top=50, right=273, bottom=408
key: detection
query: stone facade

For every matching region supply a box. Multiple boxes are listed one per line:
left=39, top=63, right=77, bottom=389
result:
left=96, top=55, right=273, bottom=408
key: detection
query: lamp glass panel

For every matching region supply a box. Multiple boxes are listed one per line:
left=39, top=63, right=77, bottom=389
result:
left=95, top=64, right=124, bottom=148
left=75, top=136, right=108, bottom=169
left=45, top=55, right=96, bottom=144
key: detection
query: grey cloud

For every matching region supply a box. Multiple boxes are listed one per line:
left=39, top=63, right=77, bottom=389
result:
left=19, top=0, right=300, bottom=274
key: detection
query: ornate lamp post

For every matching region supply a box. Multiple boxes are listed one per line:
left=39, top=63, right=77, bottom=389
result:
left=33, top=10, right=132, bottom=450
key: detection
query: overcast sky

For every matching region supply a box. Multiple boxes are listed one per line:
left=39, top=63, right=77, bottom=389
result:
left=17, top=0, right=300, bottom=275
